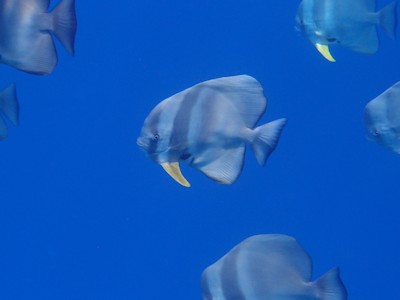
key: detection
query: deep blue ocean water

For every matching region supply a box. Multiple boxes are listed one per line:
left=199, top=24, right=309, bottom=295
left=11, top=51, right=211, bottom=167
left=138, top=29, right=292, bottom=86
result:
left=0, top=1, right=399, bottom=299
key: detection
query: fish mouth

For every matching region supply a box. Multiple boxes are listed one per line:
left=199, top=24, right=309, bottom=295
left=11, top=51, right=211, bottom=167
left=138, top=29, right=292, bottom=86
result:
left=136, top=137, right=178, bottom=152
left=365, top=132, right=377, bottom=142
left=136, top=137, right=147, bottom=148
left=136, top=144, right=168, bottom=158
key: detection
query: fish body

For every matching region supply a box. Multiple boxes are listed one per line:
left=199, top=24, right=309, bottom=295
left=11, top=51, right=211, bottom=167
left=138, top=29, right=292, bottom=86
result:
left=296, top=0, right=398, bottom=61
left=0, top=84, right=19, bottom=140
left=137, top=75, right=286, bottom=187
left=0, top=0, right=77, bottom=74
left=201, top=234, right=347, bottom=300
left=364, top=81, right=400, bottom=153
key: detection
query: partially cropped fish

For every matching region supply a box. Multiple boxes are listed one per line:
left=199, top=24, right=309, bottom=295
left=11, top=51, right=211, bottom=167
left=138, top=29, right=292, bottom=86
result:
left=0, top=0, right=77, bottom=75
left=296, top=0, right=398, bottom=62
left=364, top=81, right=400, bottom=153
left=202, top=234, right=347, bottom=300
left=0, top=84, right=19, bottom=140
left=137, top=75, right=287, bottom=187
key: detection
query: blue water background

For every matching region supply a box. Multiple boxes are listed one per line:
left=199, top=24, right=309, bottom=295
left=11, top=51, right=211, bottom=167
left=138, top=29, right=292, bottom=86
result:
left=0, top=1, right=399, bottom=299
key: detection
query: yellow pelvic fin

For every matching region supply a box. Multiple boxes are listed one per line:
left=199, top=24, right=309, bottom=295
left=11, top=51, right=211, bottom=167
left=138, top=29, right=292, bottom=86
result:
left=161, top=162, right=191, bottom=187
left=315, top=44, right=336, bottom=62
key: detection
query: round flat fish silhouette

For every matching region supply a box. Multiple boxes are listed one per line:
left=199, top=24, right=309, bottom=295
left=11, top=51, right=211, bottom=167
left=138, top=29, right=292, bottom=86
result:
left=137, top=75, right=287, bottom=187
left=202, top=234, right=347, bottom=300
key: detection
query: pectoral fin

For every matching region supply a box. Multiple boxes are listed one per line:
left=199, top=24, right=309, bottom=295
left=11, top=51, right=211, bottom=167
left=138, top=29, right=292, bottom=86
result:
left=315, top=44, right=336, bottom=62
left=161, top=162, right=191, bottom=187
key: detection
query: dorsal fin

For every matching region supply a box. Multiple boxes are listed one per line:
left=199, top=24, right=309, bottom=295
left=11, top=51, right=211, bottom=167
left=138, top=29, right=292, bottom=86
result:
left=195, top=75, right=267, bottom=128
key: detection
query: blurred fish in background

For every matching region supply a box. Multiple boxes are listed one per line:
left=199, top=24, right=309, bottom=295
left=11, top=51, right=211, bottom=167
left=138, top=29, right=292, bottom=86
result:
left=365, top=81, right=400, bottom=153
left=0, top=0, right=77, bottom=75
left=0, top=83, right=19, bottom=140
left=295, top=0, right=398, bottom=62
left=137, top=75, right=287, bottom=187
left=201, top=234, right=347, bottom=300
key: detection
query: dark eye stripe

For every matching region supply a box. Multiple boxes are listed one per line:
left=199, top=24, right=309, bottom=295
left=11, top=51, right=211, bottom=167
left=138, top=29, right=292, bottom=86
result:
left=220, top=249, right=246, bottom=300
left=147, top=137, right=158, bottom=154
left=146, top=113, right=161, bottom=154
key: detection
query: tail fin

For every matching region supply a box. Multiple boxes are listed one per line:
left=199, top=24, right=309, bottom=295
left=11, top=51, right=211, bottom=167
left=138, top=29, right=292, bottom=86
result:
left=379, top=1, right=398, bottom=39
left=314, top=268, right=347, bottom=300
left=51, top=0, right=77, bottom=55
left=0, top=84, right=19, bottom=140
left=251, top=118, right=287, bottom=166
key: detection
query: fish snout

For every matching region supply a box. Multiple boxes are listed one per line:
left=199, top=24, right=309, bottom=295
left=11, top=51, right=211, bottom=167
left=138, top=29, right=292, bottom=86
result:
left=136, top=137, right=148, bottom=149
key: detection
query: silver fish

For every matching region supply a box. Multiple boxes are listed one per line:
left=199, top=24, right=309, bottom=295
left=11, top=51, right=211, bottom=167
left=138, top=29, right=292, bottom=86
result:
left=137, top=75, right=287, bottom=187
left=0, top=0, right=77, bottom=75
left=364, top=81, right=400, bottom=153
left=296, top=0, right=398, bottom=62
left=0, top=84, right=19, bottom=140
left=202, top=234, right=347, bottom=300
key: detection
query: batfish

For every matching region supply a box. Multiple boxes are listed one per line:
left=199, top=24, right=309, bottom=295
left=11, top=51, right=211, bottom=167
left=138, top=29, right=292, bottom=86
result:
left=296, top=0, right=398, bottom=62
left=0, top=0, right=77, bottom=74
left=365, top=81, right=400, bottom=153
left=137, top=75, right=287, bottom=187
left=202, top=234, right=347, bottom=300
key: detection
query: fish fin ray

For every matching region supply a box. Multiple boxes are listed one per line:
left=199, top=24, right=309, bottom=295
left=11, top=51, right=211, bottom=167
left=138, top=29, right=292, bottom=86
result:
left=244, top=234, right=313, bottom=279
left=50, top=0, right=77, bottom=55
left=0, top=84, right=19, bottom=127
left=198, top=75, right=266, bottom=128
left=251, top=118, right=286, bottom=166
left=193, top=146, right=245, bottom=184
left=18, top=34, right=57, bottom=74
left=379, top=1, right=398, bottom=39
left=314, top=268, right=347, bottom=300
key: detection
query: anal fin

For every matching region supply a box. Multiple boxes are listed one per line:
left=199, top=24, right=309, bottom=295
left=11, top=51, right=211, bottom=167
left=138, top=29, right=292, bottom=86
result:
left=192, top=146, right=246, bottom=184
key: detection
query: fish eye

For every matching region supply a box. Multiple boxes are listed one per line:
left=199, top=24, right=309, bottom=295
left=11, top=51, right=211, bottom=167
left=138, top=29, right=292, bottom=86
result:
left=295, top=17, right=303, bottom=26
left=153, top=133, right=160, bottom=141
left=326, top=37, right=337, bottom=43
